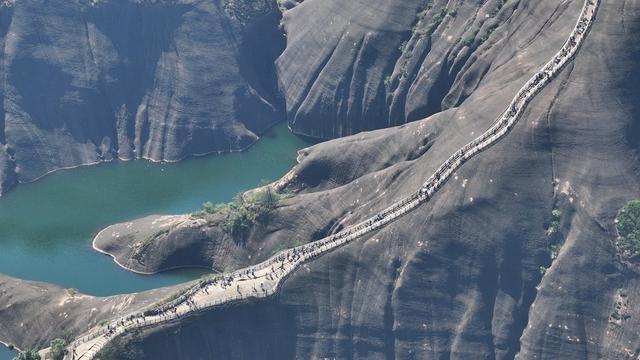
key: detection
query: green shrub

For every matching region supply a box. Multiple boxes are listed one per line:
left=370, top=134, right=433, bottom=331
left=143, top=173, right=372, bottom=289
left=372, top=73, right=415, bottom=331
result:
left=203, top=201, right=216, bottom=214
left=66, top=288, right=79, bottom=297
left=218, top=190, right=280, bottom=237
left=462, top=28, right=478, bottom=46
left=49, top=338, right=67, bottom=360
left=12, top=350, right=40, bottom=360
left=191, top=189, right=281, bottom=237
left=616, top=200, right=640, bottom=255
left=610, top=308, right=621, bottom=320
left=429, top=9, right=446, bottom=29
left=547, top=220, right=560, bottom=235
left=550, top=244, right=560, bottom=260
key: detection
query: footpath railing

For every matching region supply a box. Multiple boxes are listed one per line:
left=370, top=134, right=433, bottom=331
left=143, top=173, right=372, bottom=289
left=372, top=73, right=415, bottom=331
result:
left=61, top=1, right=599, bottom=358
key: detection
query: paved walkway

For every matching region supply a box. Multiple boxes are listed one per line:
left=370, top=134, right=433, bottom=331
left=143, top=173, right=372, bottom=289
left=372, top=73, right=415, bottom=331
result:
left=52, top=1, right=599, bottom=358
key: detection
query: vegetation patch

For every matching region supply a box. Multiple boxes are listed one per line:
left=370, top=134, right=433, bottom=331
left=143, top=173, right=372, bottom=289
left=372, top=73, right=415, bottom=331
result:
left=383, top=75, right=392, bottom=87
left=414, top=7, right=447, bottom=37
left=12, top=350, right=41, bottom=360
left=609, top=288, right=629, bottom=325
left=270, top=244, right=287, bottom=256
left=462, top=28, right=479, bottom=46
left=479, top=22, right=499, bottom=44
left=49, top=338, right=68, bottom=360
left=425, top=9, right=446, bottom=34
left=538, top=266, right=547, bottom=276
left=615, top=200, right=640, bottom=257
left=193, top=189, right=280, bottom=238
left=549, top=244, right=560, bottom=261
left=547, top=208, right=562, bottom=236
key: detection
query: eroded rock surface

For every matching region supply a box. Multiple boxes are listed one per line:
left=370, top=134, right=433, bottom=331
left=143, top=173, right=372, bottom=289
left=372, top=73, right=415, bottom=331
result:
left=0, top=0, right=284, bottom=194
left=90, top=0, right=640, bottom=359
left=5, top=0, right=640, bottom=359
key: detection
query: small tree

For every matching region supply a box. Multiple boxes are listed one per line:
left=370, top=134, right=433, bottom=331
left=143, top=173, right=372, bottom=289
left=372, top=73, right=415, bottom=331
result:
left=462, top=28, right=478, bottom=46
left=12, top=350, right=41, bottom=360
left=49, top=338, right=67, bottom=360
left=202, top=201, right=216, bottom=214
left=616, top=200, right=640, bottom=255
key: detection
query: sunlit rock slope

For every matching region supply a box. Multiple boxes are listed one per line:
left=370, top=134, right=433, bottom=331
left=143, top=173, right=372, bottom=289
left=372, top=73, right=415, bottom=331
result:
left=4, top=0, right=640, bottom=359
left=89, top=0, right=640, bottom=359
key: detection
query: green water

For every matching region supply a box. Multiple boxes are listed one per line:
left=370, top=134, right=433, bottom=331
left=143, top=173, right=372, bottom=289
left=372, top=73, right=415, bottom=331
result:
left=0, top=345, right=16, bottom=360
left=0, top=123, right=310, bottom=296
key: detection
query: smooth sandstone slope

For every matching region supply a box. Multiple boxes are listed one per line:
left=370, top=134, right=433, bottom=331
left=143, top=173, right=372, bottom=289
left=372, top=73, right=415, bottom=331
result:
left=4, top=0, right=640, bottom=359
left=90, top=0, right=639, bottom=359
left=94, top=0, right=576, bottom=279
left=0, top=273, right=180, bottom=351
left=0, top=0, right=283, bottom=195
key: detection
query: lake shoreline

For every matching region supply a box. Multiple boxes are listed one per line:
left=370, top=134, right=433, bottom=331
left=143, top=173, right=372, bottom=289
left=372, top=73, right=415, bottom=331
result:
left=0, top=122, right=311, bottom=295
left=2, top=120, right=293, bottom=199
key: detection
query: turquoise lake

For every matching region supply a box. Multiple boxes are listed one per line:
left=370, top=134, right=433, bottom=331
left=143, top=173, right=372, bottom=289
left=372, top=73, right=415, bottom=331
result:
left=0, top=345, right=16, bottom=360
left=0, top=123, right=311, bottom=297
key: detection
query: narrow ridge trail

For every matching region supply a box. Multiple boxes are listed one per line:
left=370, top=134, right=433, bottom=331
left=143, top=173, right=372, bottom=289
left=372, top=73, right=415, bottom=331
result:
left=52, top=1, right=599, bottom=358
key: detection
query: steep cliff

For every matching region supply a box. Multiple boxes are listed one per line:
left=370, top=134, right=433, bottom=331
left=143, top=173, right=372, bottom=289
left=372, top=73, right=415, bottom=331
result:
left=88, top=0, right=640, bottom=359
left=0, top=0, right=284, bottom=193
left=4, top=0, right=640, bottom=359
left=276, top=0, right=530, bottom=138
